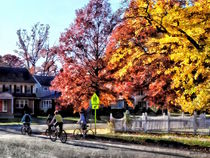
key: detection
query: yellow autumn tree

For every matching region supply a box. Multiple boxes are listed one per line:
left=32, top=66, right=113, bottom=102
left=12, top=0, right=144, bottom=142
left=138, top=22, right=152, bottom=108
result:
left=106, top=0, right=210, bottom=114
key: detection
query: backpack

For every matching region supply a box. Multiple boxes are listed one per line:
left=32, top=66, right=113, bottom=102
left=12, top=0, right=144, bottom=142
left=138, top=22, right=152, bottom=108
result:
left=25, top=114, right=30, bottom=122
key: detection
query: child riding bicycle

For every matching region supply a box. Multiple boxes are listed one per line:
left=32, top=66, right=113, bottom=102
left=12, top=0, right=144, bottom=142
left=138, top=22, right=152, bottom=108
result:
left=50, top=110, right=63, bottom=137
left=21, top=111, right=32, bottom=135
left=46, top=109, right=55, bottom=132
left=21, top=111, right=32, bottom=127
left=77, top=108, right=87, bottom=137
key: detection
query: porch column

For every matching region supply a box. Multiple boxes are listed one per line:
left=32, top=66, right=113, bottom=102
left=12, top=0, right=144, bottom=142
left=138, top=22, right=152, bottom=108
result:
left=11, top=97, right=14, bottom=114
left=32, top=100, right=34, bottom=114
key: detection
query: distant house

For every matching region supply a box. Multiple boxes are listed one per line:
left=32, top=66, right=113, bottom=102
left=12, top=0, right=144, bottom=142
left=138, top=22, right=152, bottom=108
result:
left=0, top=67, right=36, bottom=118
left=132, top=90, right=148, bottom=114
left=33, top=75, right=60, bottom=114
left=110, top=90, right=148, bottom=118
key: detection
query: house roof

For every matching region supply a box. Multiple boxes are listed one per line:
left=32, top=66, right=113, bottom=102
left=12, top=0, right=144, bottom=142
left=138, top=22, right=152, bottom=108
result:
left=13, top=93, right=37, bottom=98
left=40, top=92, right=61, bottom=99
left=34, top=75, right=55, bottom=86
left=0, top=67, right=36, bottom=83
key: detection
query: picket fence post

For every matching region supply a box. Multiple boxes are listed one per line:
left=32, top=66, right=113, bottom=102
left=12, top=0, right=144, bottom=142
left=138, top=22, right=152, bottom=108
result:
left=193, top=111, right=197, bottom=135
left=167, top=112, right=171, bottom=133
left=142, top=113, right=147, bottom=133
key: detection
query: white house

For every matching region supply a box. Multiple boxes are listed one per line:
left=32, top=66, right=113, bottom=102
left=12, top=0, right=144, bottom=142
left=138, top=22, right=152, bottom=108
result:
left=33, top=75, right=60, bottom=113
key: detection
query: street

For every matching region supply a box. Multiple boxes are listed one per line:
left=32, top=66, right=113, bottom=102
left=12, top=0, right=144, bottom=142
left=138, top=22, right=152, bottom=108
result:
left=0, top=129, right=209, bottom=158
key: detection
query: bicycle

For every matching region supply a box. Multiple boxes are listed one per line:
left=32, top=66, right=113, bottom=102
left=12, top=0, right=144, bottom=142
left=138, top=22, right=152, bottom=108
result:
left=21, top=123, right=32, bottom=136
left=73, top=124, right=95, bottom=140
left=45, top=127, right=52, bottom=137
left=48, top=124, right=67, bottom=143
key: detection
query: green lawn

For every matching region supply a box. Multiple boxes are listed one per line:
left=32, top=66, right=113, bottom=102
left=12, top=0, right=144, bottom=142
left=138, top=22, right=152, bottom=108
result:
left=37, top=116, right=47, bottom=119
left=63, top=117, right=79, bottom=122
left=0, top=117, right=42, bottom=125
left=66, top=127, right=210, bottom=150
left=0, top=116, right=108, bottom=125
left=96, top=132, right=210, bottom=149
left=0, top=118, right=21, bottom=125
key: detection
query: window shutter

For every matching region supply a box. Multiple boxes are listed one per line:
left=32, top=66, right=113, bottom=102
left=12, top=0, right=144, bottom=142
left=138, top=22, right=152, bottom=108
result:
left=25, top=86, right=27, bottom=94
left=0, top=100, right=2, bottom=112
left=31, top=86, right=33, bottom=94
left=14, top=85, right=16, bottom=94
left=9, top=85, right=12, bottom=93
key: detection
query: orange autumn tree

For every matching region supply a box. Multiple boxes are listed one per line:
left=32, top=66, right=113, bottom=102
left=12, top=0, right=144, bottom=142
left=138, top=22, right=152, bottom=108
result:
left=106, top=0, right=210, bottom=113
left=106, top=0, right=176, bottom=111
left=51, top=0, right=122, bottom=112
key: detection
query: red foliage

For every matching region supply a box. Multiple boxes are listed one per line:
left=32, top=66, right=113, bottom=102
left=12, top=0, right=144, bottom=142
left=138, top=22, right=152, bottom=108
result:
left=51, top=0, right=122, bottom=112
left=0, top=54, right=24, bottom=67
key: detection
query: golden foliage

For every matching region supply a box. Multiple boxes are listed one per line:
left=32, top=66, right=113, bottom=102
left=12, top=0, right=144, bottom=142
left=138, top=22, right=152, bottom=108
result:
left=106, top=0, right=210, bottom=113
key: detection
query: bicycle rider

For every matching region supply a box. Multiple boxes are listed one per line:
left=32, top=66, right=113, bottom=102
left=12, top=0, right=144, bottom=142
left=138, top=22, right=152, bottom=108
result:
left=21, top=111, right=32, bottom=128
left=50, top=110, right=63, bottom=137
left=46, top=109, right=55, bottom=132
left=77, top=108, right=87, bottom=137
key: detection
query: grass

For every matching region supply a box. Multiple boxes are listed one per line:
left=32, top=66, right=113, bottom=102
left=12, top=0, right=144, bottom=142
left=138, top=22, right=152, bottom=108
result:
left=0, top=118, right=21, bottom=125
left=98, top=133, right=210, bottom=148
left=0, top=117, right=42, bottom=125
left=206, top=114, right=210, bottom=119
left=66, top=128, right=210, bottom=150
left=0, top=116, right=107, bottom=125
left=0, top=122, right=39, bottom=125
left=37, top=116, right=79, bottom=122
left=0, top=122, right=22, bottom=125
left=63, top=117, right=79, bottom=122
left=37, top=116, right=47, bottom=119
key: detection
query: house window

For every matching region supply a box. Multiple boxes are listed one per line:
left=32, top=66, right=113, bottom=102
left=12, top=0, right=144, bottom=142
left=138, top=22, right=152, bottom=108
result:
left=16, top=86, right=21, bottom=93
left=138, top=101, right=146, bottom=107
left=25, top=100, right=29, bottom=107
left=43, top=87, right=48, bottom=91
left=2, top=100, right=8, bottom=112
left=26, top=86, right=31, bottom=94
left=16, top=100, right=28, bottom=109
left=3, top=85, right=10, bottom=92
left=42, top=100, right=52, bottom=109
left=138, top=90, right=144, bottom=96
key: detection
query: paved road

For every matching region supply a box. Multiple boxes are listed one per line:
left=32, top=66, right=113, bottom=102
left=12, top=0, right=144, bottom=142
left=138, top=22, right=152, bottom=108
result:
left=0, top=130, right=209, bottom=158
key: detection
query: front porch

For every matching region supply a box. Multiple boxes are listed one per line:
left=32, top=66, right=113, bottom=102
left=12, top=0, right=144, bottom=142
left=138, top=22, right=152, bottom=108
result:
left=0, top=92, right=14, bottom=118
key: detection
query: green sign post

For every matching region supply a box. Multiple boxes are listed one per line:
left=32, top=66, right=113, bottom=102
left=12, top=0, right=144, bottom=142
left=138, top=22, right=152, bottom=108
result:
left=91, top=93, right=99, bottom=134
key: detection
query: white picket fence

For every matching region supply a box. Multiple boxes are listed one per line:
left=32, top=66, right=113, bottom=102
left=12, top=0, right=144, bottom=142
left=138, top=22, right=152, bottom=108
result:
left=110, top=112, right=210, bottom=135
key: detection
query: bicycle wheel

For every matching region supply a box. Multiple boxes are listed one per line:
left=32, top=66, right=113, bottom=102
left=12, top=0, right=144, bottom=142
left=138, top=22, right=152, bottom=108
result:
left=50, top=129, right=58, bottom=142
left=27, top=127, right=32, bottom=136
left=73, top=128, right=82, bottom=140
left=45, top=129, right=49, bottom=136
left=86, top=129, right=95, bottom=138
left=60, top=130, right=67, bottom=143
left=21, top=126, right=26, bottom=135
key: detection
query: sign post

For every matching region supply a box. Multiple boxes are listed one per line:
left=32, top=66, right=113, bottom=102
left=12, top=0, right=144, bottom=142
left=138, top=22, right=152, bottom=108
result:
left=91, top=93, right=99, bottom=134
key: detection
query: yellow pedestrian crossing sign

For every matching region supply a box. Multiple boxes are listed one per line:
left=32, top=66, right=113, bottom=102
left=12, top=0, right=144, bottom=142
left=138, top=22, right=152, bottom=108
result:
left=91, top=93, right=99, bottom=109
left=91, top=93, right=100, bottom=134
left=92, top=104, right=99, bottom=109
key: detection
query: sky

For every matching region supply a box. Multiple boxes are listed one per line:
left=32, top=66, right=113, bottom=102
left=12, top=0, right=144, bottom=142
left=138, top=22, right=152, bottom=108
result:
left=0, top=0, right=121, bottom=56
